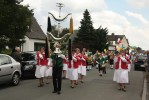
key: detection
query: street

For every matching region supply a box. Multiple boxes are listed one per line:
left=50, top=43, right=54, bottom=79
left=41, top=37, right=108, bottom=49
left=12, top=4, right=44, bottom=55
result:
left=0, top=66, right=144, bottom=100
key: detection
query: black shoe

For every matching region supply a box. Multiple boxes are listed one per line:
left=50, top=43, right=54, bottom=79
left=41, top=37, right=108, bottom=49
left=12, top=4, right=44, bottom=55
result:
left=75, top=83, right=78, bottom=85
left=57, top=91, right=61, bottom=95
left=103, top=72, right=106, bottom=74
left=122, top=88, right=126, bottom=92
left=52, top=91, right=57, bottom=93
left=71, top=86, right=75, bottom=88
left=38, top=84, right=43, bottom=87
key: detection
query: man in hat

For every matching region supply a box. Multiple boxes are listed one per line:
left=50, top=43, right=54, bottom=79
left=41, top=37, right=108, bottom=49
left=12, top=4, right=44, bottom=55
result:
left=51, top=42, right=66, bottom=95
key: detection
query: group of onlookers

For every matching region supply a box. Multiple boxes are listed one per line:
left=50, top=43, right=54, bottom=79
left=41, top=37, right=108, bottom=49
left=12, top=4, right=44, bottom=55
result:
left=11, top=45, right=149, bottom=94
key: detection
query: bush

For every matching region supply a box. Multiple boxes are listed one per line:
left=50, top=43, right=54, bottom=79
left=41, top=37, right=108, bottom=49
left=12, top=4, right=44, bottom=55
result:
left=0, top=49, right=12, bottom=55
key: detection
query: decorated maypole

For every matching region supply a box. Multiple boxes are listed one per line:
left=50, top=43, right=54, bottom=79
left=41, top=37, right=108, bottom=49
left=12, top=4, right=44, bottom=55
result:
left=46, top=3, right=73, bottom=59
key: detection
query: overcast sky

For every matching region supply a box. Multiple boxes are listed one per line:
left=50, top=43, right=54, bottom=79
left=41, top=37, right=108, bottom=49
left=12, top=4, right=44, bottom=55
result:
left=21, top=0, right=149, bottom=50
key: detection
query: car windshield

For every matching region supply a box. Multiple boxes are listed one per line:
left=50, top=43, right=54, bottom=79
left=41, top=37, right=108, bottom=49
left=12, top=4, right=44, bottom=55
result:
left=22, top=53, right=36, bottom=61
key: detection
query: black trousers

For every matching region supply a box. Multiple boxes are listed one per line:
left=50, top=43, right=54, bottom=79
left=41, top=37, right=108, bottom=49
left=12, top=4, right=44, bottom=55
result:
left=98, top=64, right=103, bottom=72
left=52, top=67, right=63, bottom=92
left=98, top=64, right=106, bottom=74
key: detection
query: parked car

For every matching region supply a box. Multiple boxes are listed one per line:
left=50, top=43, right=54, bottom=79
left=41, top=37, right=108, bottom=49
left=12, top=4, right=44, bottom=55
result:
left=134, top=55, right=147, bottom=71
left=0, top=54, right=21, bottom=86
left=21, top=51, right=37, bottom=78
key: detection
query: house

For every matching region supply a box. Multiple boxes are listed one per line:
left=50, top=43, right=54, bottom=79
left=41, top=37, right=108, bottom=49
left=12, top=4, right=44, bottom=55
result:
left=107, top=33, right=129, bottom=51
left=22, top=17, right=47, bottom=52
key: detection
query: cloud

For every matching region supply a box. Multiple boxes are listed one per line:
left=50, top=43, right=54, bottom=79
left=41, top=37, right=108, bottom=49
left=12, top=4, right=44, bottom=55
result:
left=92, top=10, right=131, bottom=32
left=58, top=0, right=108, bottom=12
left=126, top=0, right=149, bottom=8
left=91, top=10, right=149, bottom=50
left=125, top=26, right=149, bottom=50
left=21, top=0, right=108, bottom=32
left=126, top=11, right=149, bottom=24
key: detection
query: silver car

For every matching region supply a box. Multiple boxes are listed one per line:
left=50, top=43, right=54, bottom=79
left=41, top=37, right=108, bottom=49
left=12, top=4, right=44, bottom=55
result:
left=0, top=54, right=21, bottom=86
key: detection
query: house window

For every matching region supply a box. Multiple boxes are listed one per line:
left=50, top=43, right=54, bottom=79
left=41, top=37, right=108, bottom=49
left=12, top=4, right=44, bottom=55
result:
left=34, top=43, right=45, bottom=51
left=113, top=41, right=115, bottom=45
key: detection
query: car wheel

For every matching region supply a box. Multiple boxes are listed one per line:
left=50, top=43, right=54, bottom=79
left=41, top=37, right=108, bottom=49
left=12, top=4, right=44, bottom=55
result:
left=11, top=72, right=20, bottom=86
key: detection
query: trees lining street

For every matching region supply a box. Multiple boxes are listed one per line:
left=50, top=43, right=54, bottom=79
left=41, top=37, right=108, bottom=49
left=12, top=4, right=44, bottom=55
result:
left=0, top=0, right=33, bottom=52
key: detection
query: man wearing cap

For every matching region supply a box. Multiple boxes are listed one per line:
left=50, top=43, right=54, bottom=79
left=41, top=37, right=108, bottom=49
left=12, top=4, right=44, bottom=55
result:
left=51, top=42, right=66, bottom=95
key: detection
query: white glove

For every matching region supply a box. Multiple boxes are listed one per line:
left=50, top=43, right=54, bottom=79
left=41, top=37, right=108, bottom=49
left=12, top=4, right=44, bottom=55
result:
left=81, top=57, right=86, bottom=61
left=39, top=54, right=43, bottom=59
left=96, top=61, right=99, bottom=64
left=120, top=57, right=127, bottom=63
left=73, top=56, right=77, bottom=62
left=58, top=54, right=65, bottom=59
left=103, top=61, right=105, bottom=64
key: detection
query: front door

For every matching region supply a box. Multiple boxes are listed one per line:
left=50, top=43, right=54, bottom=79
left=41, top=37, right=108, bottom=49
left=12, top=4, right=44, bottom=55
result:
left=0, top=55, right=13, bottom=84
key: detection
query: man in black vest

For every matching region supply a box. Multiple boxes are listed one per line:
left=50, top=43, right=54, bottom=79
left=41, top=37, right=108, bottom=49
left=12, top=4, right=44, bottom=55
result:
left=51, top=42, right=65, bottom=95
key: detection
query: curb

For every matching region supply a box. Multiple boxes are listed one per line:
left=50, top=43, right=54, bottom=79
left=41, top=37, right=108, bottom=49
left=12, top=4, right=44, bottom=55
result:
left=142, top=77, right=147, bottom=100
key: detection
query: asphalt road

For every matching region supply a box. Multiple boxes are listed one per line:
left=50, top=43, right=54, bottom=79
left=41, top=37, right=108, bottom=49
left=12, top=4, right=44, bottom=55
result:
left=0, top=66, right=144, bottom=100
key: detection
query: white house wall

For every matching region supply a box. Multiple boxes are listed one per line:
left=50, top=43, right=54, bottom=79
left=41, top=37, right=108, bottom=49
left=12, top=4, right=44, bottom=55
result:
left=23, top=36, right=45, bottom=52
left=118, top=37, right=129, bottom=49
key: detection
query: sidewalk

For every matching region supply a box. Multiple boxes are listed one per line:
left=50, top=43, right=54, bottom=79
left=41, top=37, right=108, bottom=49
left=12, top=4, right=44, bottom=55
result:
left=142, top=72, right=148, bottom=100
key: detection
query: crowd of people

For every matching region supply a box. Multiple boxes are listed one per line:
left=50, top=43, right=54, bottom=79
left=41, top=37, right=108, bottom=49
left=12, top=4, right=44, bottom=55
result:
left=33, top=41, right=136, bottom=95
left=11, top=43, right=147, bottom=95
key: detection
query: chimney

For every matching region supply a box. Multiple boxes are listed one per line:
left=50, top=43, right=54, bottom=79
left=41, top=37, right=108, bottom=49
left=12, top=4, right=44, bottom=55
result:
left=112, top=33, right=115, bottom=36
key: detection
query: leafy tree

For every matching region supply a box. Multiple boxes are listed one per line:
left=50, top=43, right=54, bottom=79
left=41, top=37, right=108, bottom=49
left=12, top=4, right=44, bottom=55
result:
left=0, top=0, right=33, bottom=52
left=93, top=26, right=109, bottom=52
left=73, top=9, right=95, bottom=50
left=136, top=47, right=142, bottom=52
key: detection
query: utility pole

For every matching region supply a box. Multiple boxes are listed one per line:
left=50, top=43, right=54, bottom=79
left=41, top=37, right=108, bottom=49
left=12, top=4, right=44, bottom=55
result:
left=56, top=3, right=64, bottom=37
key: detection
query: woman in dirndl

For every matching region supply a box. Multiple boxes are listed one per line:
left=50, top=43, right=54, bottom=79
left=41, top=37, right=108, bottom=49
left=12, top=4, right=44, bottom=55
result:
left=80, top=50, right=88, bottom=83
left=113, top=51, right=129, bottom=92
left=67, top=50, right=79, bottom=88
left=35, top=47, right=48, bottom=87
left=75, top=48, right=82, bottom=76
